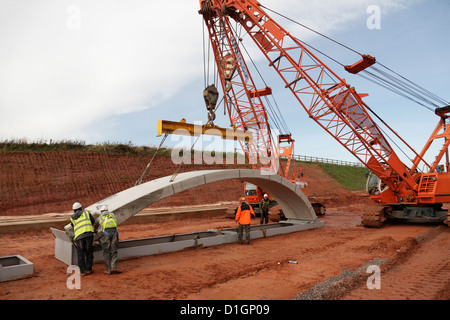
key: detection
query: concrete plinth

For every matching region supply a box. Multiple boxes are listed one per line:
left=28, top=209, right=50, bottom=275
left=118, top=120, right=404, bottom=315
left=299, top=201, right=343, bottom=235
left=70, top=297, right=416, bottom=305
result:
left=0, top=255, right=34, bottom=282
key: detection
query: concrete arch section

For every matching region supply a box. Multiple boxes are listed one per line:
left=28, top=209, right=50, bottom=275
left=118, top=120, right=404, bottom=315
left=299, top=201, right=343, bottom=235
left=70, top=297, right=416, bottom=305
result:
left=64, top=169, right=320, bottom=234
left=54, top=169, right=324, bottom=265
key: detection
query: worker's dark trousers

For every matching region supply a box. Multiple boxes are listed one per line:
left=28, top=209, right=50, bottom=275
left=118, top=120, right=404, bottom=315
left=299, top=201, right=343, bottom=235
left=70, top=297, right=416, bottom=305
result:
left=100, top=230, right=119, bottom=272
left=260, top=211, right=269, bottom=224
left=238, top=223, right=251, bottom=244
left=75, top=235, right=94, bottom=274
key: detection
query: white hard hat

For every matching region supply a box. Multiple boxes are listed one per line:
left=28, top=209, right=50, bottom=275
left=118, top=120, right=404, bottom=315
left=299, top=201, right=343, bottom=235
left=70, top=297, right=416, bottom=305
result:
left=72, top=202, right=82, bottom=210
left=100, top=205, right=108, bottom=212
left=263, top=194, right=268, bottom=198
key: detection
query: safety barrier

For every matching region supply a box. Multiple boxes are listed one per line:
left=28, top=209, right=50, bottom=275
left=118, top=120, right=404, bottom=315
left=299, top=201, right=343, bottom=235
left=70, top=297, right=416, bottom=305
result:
left=292, top=155, right=364, bottom=167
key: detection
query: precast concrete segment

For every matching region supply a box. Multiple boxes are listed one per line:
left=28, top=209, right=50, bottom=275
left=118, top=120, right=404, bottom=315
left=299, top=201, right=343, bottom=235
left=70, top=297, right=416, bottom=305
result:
left=64, top=169, right=318, bottom=235
left=55, top=169, right=323, bottom=265
left=52, top=221, right=323, bottom=266
left=0, top=255, right=34, bottom=282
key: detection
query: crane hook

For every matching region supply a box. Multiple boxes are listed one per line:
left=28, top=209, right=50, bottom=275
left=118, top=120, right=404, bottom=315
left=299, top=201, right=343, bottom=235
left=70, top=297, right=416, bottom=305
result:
left=203, top=84, right=219, bottom=125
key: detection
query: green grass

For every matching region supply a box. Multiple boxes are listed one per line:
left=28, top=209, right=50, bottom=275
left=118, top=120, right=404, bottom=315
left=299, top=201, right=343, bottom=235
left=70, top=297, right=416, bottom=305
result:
left=314, top=162, right=368, bottom=190
left=0, top=139, right=165, bottom=155
left=0, top=139, right=242, bottom=160
left=0, top=139, right=87, bottom=152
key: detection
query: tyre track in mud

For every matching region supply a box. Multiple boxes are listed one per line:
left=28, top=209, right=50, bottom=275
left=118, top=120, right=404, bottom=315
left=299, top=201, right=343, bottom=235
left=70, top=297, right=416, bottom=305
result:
left=175, top=222, right=448, bottom=300
left=178, top=226, right=386, bottom=300
left=102, top=225, right=366, bottom=300
left=292, top=225, right=449, bottom=300
left=340, top=226, right=450, bottom=300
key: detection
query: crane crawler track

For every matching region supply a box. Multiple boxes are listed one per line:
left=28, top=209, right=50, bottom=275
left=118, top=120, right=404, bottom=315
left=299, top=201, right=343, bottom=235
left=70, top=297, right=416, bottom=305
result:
left=361, top=208, right=386, bottom=228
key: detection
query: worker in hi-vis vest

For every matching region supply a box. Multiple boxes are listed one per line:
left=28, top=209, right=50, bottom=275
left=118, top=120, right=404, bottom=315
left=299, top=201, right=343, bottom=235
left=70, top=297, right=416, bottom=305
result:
left=70, top=202, right=95, bottom=275
left=98, top=205, right=121, bottom=274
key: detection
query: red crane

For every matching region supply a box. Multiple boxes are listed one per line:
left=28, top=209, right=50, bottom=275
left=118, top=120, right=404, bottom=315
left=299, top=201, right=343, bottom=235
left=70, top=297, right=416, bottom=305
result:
left=200, top=0, right=325, bottom=217
left=199, top=0, right=450, bottom=227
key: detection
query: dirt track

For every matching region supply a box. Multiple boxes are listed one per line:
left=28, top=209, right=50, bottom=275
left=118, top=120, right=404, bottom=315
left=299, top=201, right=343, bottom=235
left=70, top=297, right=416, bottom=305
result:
left=0, top=202, right=448, bottom=300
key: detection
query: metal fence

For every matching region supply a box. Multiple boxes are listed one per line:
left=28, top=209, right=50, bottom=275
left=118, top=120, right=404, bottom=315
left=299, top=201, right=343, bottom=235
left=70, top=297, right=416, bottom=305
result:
left=292, top=154, right=364, bottom=167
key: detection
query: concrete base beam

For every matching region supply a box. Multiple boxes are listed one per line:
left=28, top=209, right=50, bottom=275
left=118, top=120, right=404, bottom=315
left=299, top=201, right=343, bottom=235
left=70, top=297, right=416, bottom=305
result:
left=51, top=219, right=324, bottom=266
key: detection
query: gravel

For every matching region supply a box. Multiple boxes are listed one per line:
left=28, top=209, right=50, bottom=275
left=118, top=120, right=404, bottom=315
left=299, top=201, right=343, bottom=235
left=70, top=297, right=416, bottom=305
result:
left=293, top=258, right=388, bottom=300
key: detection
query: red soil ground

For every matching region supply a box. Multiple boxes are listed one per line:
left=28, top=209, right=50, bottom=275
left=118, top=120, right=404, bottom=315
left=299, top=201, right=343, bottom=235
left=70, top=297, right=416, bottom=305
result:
left=0, top=151, right=448, bottom=302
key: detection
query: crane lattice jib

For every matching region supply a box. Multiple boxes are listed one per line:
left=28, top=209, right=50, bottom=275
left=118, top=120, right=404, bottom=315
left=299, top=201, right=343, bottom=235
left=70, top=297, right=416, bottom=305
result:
left=201, top=2, right=283, bottom=176
left=200, top=0, right=416, bottom=192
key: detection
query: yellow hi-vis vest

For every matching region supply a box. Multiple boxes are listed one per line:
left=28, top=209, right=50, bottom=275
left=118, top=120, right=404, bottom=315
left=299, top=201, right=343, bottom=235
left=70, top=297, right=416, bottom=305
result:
left=99, top=213, right=118, bottom=232
left=70, top=211, right=94, bottom=240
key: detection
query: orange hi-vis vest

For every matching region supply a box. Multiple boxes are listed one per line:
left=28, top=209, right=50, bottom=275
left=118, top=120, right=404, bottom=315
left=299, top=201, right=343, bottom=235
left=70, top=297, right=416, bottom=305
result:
left=235, top=202, right=255, bottom=225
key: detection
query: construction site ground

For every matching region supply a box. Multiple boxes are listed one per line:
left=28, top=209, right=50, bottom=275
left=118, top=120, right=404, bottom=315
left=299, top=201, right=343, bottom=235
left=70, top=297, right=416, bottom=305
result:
left=0, top=151, right=449, bottom=301
left=1, top=200, right=449, bottom=301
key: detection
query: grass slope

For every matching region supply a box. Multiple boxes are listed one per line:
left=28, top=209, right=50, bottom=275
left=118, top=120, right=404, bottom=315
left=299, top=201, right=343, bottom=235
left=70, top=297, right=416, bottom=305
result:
left=314, top=162, right=368, bottom=190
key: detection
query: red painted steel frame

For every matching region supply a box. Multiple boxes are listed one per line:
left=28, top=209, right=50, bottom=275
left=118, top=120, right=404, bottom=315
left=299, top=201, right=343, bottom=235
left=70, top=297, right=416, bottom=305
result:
left=199, top=0, right=450, bottom=207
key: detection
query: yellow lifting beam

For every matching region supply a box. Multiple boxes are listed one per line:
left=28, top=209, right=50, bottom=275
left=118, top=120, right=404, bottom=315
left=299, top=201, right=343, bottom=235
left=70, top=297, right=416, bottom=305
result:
left=157, top=119, right=253, bottom=143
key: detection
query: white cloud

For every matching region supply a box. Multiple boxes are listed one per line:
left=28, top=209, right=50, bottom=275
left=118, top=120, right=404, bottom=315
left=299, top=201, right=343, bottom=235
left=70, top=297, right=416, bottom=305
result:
left=0, top=0, right=202, bottom=141
left=261, top=0, right=422, bottom=38
left=0, top=0, right=421, bottom=143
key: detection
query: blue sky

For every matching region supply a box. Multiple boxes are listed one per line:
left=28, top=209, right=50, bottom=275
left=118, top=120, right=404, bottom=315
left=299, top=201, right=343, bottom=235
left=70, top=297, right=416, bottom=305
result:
left=1, top=0, right=449, bottom=166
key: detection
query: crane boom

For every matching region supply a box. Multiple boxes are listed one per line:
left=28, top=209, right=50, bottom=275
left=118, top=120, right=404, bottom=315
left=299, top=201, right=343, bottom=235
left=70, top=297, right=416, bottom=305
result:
left=199, top=0, right=450, bottom=227
left=201, top=2, right=279, bottom=174
left=200, top=0, right=415, bottom=194
left=200, top=0, right=328, bottom=218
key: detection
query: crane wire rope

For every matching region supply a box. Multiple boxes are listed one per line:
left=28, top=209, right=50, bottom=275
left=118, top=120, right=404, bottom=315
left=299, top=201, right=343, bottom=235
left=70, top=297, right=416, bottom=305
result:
left=377, top=62, right=448, bottom=106
left=262, top=4, right=448, bottom=112
left=257, top=4, right=449, bottom=169
left=360, top=65, right=446, bottom=111
left=169, top=124, right=208, bottom=182
left=228, top=23, right=290, bottom=135
left=203, top=14, right=286, bottom=162
left=135, top=132, right=169, bottom=185
left=136, top=17, right=214, bottom=186
left=261, top=4, right=363, bottom=56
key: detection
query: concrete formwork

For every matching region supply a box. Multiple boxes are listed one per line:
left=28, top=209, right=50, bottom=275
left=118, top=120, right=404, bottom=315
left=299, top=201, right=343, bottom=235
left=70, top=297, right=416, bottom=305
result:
left=53, top=169, right=324, bottom=265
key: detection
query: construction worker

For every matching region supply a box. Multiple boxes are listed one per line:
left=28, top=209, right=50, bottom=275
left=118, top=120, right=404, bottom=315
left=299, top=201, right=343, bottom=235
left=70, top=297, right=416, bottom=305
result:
left=70, top=202, right=95, bottom=276
left=98, top=205, right=121, bottom=275
left=235, top=198, right=255, bottom=244
left=259, top=194, right=270, bottom=225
